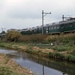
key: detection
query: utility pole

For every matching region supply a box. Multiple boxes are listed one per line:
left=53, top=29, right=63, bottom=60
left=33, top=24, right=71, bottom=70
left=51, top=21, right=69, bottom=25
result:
left=62, top=15, right=64, bottom=21
left=42, top=10, right=44, bottom=34
left=2, top=28, right=3, bottom=32
left=42, top=10, right=51, bottom=34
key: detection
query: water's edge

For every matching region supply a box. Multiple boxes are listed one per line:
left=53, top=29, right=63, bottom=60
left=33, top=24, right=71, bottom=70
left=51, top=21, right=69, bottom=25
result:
left=0, top=48, right=75, bottom=75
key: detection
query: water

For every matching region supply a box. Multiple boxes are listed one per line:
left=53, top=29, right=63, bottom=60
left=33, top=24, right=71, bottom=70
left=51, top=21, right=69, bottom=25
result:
left=0, top=48, right=75, bottom=75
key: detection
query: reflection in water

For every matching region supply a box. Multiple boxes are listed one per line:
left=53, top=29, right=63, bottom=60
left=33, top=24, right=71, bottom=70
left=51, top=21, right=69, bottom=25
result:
left=0, top=48, right=75, bottom=75
left=63, top=72, right=67, bottom=75
left=6, top=52, right=75, bottom=75
left=43, top=65, right=44, bottom=75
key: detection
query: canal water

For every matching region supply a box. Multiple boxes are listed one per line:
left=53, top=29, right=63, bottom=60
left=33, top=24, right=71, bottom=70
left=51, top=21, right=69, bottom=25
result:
left=0, top=48, right=75, bottom=75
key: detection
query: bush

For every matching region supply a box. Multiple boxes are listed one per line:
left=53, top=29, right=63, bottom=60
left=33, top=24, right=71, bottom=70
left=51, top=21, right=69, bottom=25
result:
left=71, top=50, right=75, bottom=56
left=20, top=34, right=48, bottom=43
left=0, top=67, right=19, bottom=75
left=55, top=53, right=65, bottom=59
left=5, top=31, right=22, bottom=42
left=49, top=52, right=65, bottom=60
left=52, top=45, right=70, bottom=51
left=49, top=52, right=55, bottom=58
left=67, top=55, right=75, bottom=61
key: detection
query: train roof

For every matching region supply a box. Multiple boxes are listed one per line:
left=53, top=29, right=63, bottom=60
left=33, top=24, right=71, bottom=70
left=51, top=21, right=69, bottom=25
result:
left=44, top=19, right=75, bottom=27
left=24, top=18, right=75, bottom=30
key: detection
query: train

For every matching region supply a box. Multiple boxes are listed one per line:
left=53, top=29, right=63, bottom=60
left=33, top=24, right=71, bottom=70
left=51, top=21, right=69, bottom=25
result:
left=21, top=18, right=75, bottom=35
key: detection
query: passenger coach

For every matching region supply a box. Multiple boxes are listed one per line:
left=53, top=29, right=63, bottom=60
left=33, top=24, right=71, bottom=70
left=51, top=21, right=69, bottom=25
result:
left=21, top=18, right=75, bottom=35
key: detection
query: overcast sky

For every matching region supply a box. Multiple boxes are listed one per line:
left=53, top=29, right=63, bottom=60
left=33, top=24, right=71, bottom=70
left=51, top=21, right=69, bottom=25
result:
left=0, top=0, right=75, bottom=32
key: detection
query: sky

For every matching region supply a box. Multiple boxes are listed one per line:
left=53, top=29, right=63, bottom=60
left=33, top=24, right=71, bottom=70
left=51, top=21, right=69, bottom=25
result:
left=0, top=0, right=75, bottom=32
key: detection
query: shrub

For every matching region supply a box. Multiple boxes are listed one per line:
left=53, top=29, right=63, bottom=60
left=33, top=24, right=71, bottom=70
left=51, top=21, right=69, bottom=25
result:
left=67, top=55, right=75, bottom=61
left=5, top=31, right=22, bottom=42
left=20, top=34, right=48, bottom=43
left=0, top=67, right=19, bottom=75
left=52, top=46, right=70, bottom=51
left=71, top=50, right=75, bottom=56
left=49, top=52, right=55, bottom=58
left=55, top=53, right=65, bottom=59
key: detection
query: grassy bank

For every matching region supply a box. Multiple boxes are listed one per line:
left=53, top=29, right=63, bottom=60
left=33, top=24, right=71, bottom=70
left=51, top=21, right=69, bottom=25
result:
left=1, top=33, right=75, bottom=63
left=0, top=42, right=75, bottom=63
left=0, top=53, right=34, bottom=75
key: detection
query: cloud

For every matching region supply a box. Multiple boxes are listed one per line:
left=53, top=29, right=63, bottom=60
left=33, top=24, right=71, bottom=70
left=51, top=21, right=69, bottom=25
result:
left=6, top=0, right=75, bottom=19
left=0, top=0, right=75, bottom=32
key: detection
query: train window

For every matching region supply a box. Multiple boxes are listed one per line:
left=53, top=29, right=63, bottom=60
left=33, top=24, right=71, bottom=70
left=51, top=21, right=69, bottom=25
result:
left=69, top=23, right=73, bottom=27
left=46, top=27, right=48, bottom=30
left=50, top=27, right=53, bottom=30
left=61, top=25, right=64, bottom=28
left=56, top=26, right=59, bottom=29
left=49, top=27, right=51, bottom=30
left=34, top=29, right=36, bottom=32
left=52, top=27, right=53, bottom=30
left=50, top=26, right=54, bottom=30
left=50, top=27, right=52, bottom=30
left=73, top=23, right=75, bottom=27
left=39, top=28, right=41, bottom=30
left=65, top=24, right=68, bottom=28
left=53, top=26, right=56, bottom=29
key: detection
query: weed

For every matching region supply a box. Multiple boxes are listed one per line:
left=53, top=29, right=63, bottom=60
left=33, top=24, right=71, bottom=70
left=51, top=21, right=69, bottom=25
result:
left=52, top=45, right=70, bottom=51
left=0, top=66, right=19, bottom=75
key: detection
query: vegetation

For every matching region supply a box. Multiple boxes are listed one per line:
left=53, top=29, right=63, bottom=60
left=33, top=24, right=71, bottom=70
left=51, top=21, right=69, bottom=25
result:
left=52, top=45, right=71, bottom=51
left=0, top=32, right=75, bottom=75
left=5, top=31, right=22, bottom=42
left=0, top=54, right=34, bottom=75
left=0, top=67, right=20, bottom=75
left=0, top=32, right=75, bottom=62
left=19, top=34, right=48, bottom=43
left=2, top=32, right=75, bottom=43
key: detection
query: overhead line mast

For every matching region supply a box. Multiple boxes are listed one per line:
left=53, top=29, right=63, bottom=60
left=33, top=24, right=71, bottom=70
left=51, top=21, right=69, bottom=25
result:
left=42, top=10, right=51, bottom=34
